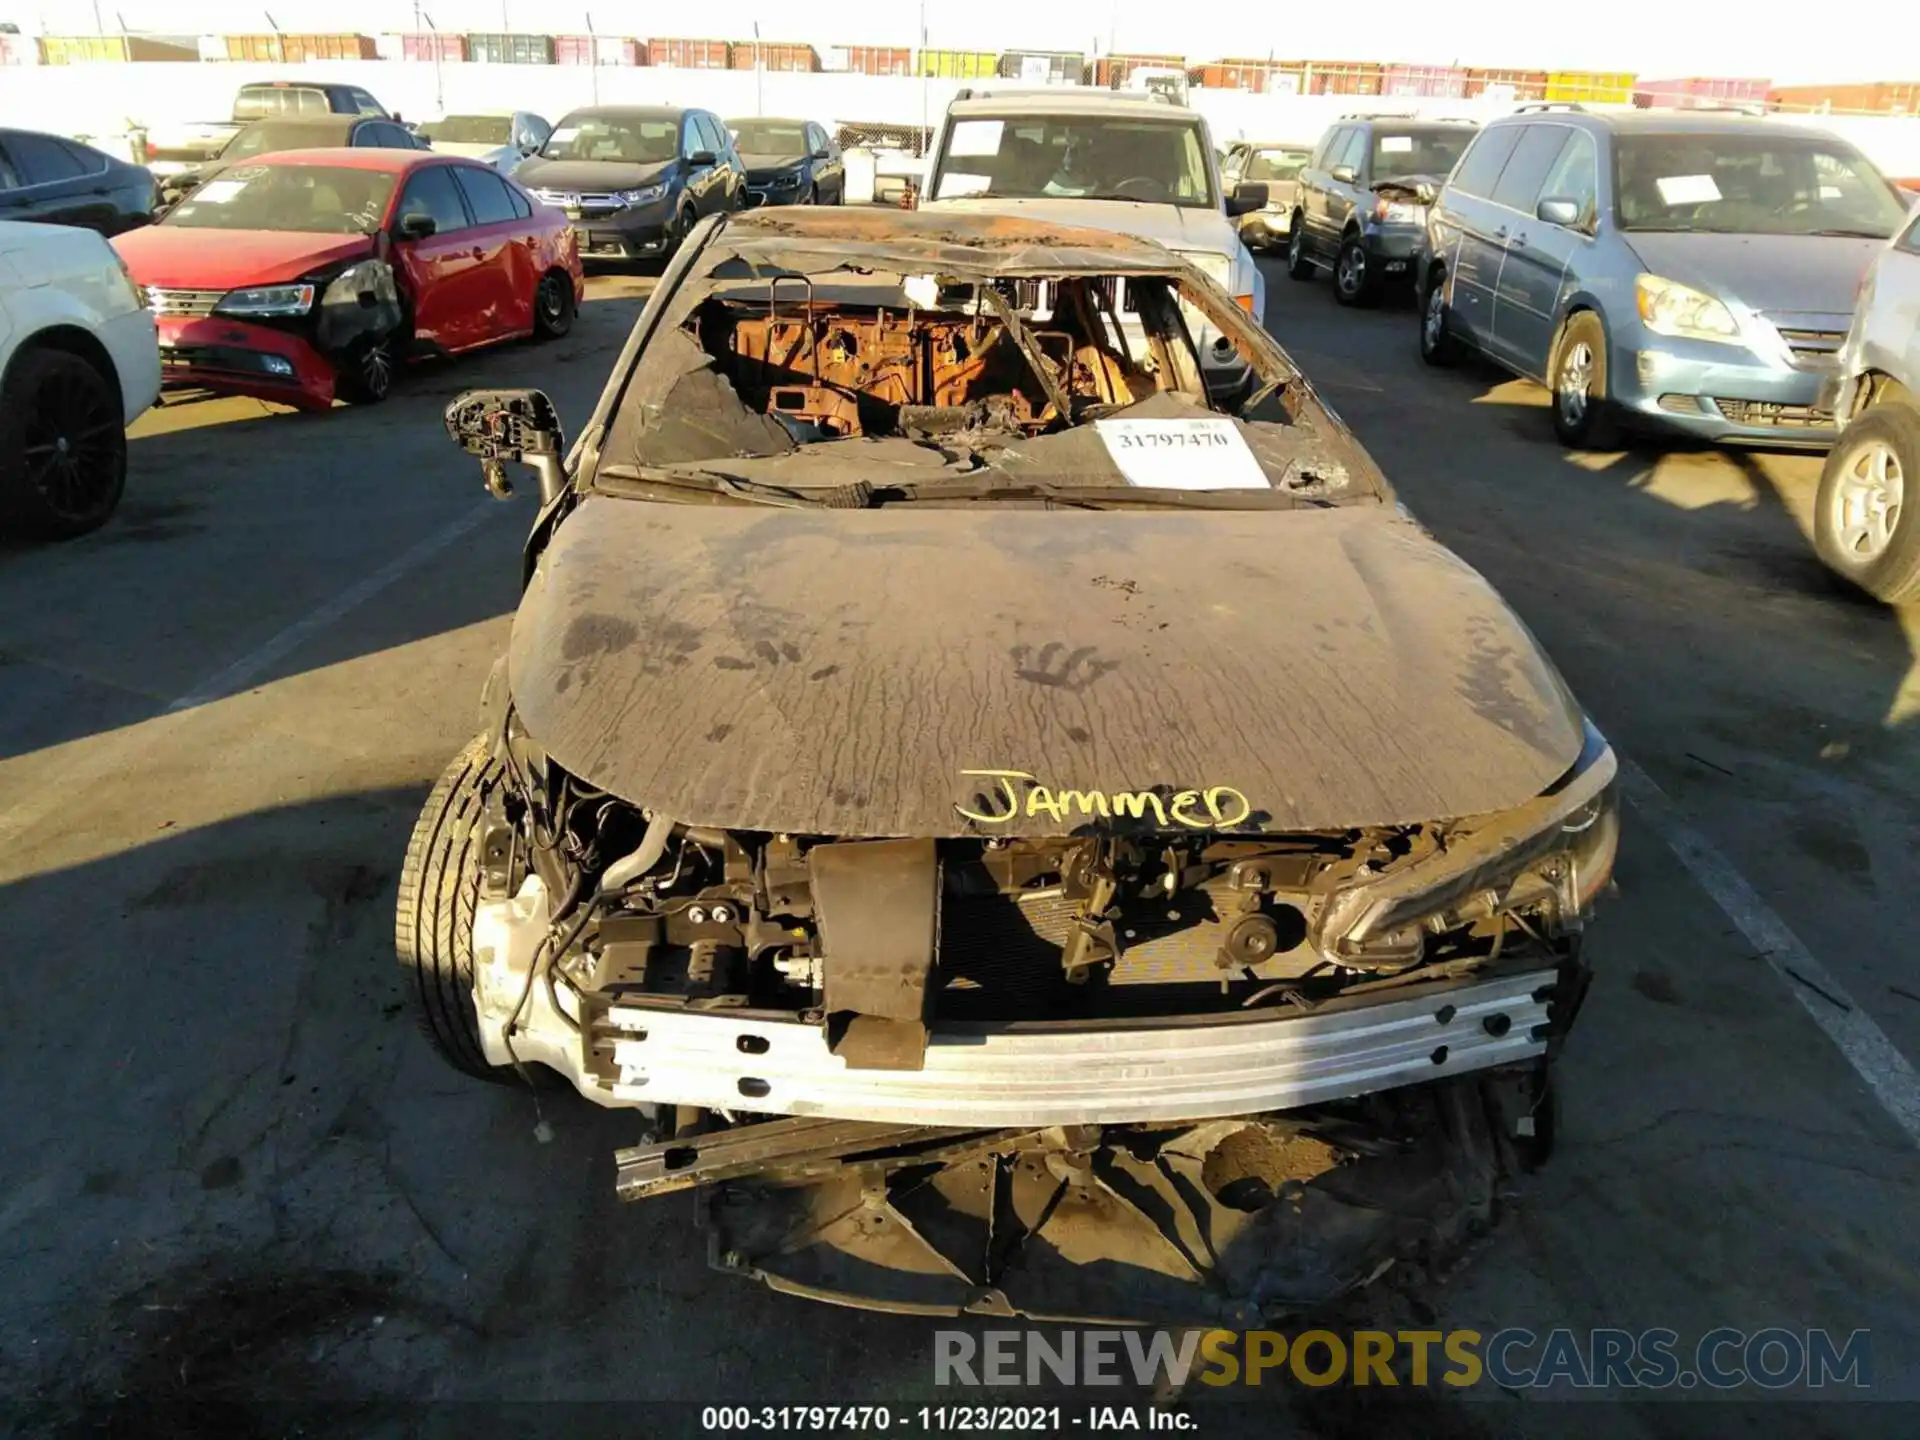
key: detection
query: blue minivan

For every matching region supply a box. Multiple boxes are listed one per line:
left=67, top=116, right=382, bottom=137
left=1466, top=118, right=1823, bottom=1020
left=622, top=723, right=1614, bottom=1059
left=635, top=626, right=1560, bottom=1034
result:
left=1417, top=106, right=1911, bottom=449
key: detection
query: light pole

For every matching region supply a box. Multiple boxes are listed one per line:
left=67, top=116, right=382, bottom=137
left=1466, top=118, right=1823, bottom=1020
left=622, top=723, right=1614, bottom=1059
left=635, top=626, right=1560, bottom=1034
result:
left=421, top=10, right=444, bottom=112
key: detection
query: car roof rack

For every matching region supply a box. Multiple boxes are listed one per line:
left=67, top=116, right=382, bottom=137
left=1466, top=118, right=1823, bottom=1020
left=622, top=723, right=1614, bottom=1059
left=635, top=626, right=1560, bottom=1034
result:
left=1512, top=101, right=1587, bottom=113
left=1342, top=110, right=1418, bottom=121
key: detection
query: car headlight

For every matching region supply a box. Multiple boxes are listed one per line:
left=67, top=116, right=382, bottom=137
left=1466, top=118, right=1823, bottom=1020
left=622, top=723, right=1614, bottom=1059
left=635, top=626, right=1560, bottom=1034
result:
left=214, top=284, right=316, bottom=317
left=770, top=169, right=804, bottom=188
left=1636, top=274, right=1742, bottom=345
left=616, top=183, right=667, bottom=207
left=1175, top=250, right=1232, bottom=289
left=1320, top=722, right=1620, bottom=967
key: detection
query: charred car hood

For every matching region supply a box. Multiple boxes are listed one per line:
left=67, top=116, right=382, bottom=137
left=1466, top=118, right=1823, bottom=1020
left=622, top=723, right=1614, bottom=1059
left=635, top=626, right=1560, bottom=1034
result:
left=113, top=225, right=376, bottom=288
left=508, top=501, right=1584, bottom=837
left=923, top=195, right=1240, bottom=256
left=514, top=158, right=675, bottom=193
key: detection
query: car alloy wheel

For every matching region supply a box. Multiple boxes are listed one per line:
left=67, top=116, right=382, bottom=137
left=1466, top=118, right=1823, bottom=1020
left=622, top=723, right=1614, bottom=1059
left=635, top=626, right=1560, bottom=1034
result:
left=1556, top=340, right=1595, bottom=428
left=1828, top=437, right=1903, bottom=562
left=1423, top=283, right=1447, bottom=350
left=534, top=271, right=574, bottom=339
left=1336, top=246, right=1365, bottom=297
left=21, top=357, right=123, bottom=529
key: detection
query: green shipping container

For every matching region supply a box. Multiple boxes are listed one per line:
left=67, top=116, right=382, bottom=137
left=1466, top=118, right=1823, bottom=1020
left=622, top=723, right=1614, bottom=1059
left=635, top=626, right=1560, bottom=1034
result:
left=918, top=48, right=996, bottom=79
left=464, top=32, right=554, bottom=65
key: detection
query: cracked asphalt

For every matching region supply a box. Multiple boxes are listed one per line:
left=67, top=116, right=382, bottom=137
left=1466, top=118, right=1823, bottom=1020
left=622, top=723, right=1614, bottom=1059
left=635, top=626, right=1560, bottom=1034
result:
left=1, top=257, right=1917, bottom=1436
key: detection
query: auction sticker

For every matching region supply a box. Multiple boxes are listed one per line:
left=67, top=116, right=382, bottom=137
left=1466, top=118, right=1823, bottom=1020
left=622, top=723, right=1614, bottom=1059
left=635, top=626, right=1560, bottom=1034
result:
left=1095, top=418, right=1269, bottom=490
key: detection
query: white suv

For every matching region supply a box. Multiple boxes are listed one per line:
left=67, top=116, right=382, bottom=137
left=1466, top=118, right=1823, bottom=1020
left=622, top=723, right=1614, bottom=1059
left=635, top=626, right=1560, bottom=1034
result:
left=917, top=90, right=1271, bottom=398
left=0, top=220, right=160, bottom=537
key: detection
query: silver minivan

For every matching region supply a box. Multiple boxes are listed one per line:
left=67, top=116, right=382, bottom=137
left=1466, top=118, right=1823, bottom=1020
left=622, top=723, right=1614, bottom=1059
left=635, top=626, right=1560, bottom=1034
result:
left=1418, top=107, right=1911, bottom=450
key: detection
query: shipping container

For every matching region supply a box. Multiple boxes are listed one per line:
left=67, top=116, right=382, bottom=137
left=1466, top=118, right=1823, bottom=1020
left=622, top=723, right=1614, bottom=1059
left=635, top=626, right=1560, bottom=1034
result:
left=597, top=37, right=645, bottom=65
left=997, top=49, right=1084, bottom=84
left=553, top=35, right=592, bottom=65
left=40, top=35, right=198, bottom=63
left=1297, top=60, right=1384, bottom=95
left=463, top=32, right=554, bottom=65
left=1632, top=76, right=1769, bottom=109
left=393, top=32, right=467, bottom=62
left=917, top=48, right=996, bottom=79
left=0, top=34, right=43, bottom=65
left=1545, top=69, right=1636, bottom=104
left=650, top=37, right=730, bottom=69
left=1189, top=59, right=1299, bottom=93
left=728, top=42, right=819, bottom=72
left=1463, top=67, right=1548, bottom=101
left=830, top=44, right=911, bottom=76
left=1766, top=81, right=1920, bottom=115
left=1086, top=52, right=1184, bottom=88
left=223, top=32, right=377, bottom=62
left=1384, top=63, right=1469, bottom=99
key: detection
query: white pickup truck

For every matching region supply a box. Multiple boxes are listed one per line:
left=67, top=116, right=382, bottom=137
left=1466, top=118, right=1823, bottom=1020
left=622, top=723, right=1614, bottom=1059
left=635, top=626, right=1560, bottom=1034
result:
left=0, top=220, right=160, bottom=537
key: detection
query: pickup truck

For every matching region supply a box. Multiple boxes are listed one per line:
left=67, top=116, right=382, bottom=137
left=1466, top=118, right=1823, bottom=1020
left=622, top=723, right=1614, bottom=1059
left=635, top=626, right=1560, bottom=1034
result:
left=142, top=81, right=397, bottom=180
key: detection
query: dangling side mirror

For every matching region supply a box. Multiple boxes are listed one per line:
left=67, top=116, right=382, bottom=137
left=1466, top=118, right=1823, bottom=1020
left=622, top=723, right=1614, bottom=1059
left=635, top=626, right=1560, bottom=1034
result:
left=444, top=389, right=567, bottom=504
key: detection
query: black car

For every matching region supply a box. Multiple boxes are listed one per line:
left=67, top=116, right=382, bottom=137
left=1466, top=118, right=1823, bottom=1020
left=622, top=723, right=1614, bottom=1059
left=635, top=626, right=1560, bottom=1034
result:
left=514, top=106, right=742, bottom=263
left=159, top=116, right=427, bottom=210
left=1286, top=115, right=1477, bottom=306
left=724, top=116, right=844, bottom=206
left=0, top=128, right=155, bottom=235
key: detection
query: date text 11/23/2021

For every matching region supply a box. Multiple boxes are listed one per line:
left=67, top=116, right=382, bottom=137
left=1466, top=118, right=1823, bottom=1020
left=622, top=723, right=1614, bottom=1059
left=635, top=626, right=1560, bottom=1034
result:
left=701, top=1407, right=1193, bottom=1432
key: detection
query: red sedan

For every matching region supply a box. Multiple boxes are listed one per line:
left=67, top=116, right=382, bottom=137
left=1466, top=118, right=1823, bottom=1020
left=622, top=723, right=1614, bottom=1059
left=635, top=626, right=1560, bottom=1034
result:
left=114, top=149, right=584, bottom=410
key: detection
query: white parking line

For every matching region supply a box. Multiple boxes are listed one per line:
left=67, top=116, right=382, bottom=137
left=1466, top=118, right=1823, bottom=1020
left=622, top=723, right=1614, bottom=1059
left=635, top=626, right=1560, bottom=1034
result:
left=1620, top=758, right=1920, bottom=1148
left=166, top=500, right=499, bottom=714
left=0, top=500, right=504, bottom=849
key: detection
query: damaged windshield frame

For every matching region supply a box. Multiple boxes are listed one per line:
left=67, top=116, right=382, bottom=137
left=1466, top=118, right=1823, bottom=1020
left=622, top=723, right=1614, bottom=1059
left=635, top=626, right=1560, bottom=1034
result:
left=570, top=225, right=1381, bottom=513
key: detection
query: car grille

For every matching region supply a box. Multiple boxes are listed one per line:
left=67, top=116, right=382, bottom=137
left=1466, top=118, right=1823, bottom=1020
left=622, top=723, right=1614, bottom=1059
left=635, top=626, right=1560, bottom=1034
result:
left=1713, top=398, right=1834, bottom=428
left=1765, top=318, right=1848, bottom=369
left=530, top=189, right=626, bottom=216
left=145, top=287, right=224, bottom=319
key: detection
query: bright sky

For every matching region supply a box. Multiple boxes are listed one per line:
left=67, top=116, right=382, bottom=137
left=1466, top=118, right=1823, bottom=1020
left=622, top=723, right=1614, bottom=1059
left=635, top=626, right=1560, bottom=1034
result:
left=9, top=0, right=1911, bottom=84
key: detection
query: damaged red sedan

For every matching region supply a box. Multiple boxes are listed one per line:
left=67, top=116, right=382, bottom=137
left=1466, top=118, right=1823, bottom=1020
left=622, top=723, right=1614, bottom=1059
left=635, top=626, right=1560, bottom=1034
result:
left=113, top=149, right=583, bottom=409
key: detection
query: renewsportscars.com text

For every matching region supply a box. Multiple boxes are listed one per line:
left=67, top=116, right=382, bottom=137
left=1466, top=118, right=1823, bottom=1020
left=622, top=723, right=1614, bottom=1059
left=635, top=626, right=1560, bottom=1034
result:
left=934, top=1327, right=1872, bottom=1392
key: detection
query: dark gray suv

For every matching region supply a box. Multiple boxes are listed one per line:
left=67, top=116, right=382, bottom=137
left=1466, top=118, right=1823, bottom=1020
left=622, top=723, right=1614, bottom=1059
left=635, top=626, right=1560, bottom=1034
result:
left=517, top=106, right=742, bottom=264
left=1286, top=116, right=1477, bottom=306
left=1418, top=107, right=1909, bottom=449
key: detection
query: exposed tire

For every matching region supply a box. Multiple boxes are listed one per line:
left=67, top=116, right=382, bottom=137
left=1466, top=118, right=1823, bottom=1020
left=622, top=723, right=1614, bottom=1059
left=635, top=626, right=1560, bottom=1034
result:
left=1285, top=220, right=1315, bottom=281
left=1332, top=235, right=1378, bottom=308
left=1418, top=267, right=1463, bottom=367
left=0, top=347, right=127, bottom=539
left=1814, top=403, right=1920, bottom=604
left=662, top=204, right=695, bottom=261
left=532, top=268, right=575, bottom=340
left=395, top=735, right=517, bottom=1083
left=1548, top=311, right=1617, bottom=450
left=805, top=183, right=819, bottom=206
left=334, top=332, right=397, bottom=406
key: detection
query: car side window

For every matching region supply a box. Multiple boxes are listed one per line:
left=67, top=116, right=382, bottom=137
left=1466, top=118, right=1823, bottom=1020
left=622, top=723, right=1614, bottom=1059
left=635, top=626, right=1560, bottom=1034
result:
left=806, top=123, right=825, bottom=157
left=1491, top=125, right=1573, bottom=213
left=350, top=123, right=379, bottom=147
left=701, top=115, right=729, bottom=156
left=351, top=88, right=387, bottom=117
left=680, top=117, right=701, bottom=159
left=397, top=165, right=471, bottom=234
left=1899, top=209, right=1920, bottom=256
left=452, top=165, right=519, bottom=225
left=504, top=179, right=533, bottom=219
left=5, top=132, right=88, bottom=185
left=1536, top=129, right=1598, bottom=225
left=1311, top=128, right=1343, bottom=171
left=0, top=145, right=20, bottom=190
left=1335, top=129, right=1367, bottom=178
left=1448, top=126, right=1523, bottom=199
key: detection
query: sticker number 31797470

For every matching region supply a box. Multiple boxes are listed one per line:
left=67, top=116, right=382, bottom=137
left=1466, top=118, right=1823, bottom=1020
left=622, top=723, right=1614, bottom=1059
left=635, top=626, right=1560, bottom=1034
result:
left=1093, top=417, right=1270, bottom=490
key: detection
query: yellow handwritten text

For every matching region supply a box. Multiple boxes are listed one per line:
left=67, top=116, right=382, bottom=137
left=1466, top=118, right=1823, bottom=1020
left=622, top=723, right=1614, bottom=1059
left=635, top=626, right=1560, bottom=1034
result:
left=955, top=769, right=1252, bottom=829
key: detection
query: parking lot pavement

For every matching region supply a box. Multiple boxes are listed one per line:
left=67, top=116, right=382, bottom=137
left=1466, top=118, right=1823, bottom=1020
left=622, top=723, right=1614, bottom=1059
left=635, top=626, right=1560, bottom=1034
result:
left=2, top=266, right=1918, bottom=1433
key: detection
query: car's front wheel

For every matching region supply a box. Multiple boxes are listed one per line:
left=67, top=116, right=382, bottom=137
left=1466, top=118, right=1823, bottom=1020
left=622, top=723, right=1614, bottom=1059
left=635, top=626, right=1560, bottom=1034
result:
left=396, top=736, right=520, bottom=1083
left=1285, top=221, right=1315, bottom=281
left=334, top=333, right=397, bottom=406
left=1333, top=236, right=1378, bottom=308
left=1547, top=311, right=1617, bottom=449
left=0, top=347, right=127, bottom=539
left=1418, top=268, right=1462, bottom=367
left=1815, top=402, right=1920, bottom=603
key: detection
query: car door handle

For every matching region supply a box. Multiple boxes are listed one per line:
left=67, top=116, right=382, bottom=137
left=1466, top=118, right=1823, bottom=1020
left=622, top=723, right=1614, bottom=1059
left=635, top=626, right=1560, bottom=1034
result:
left=1494, top=226, right=1509, bottom=240
left=1509, top=232, right=1528, bottom=249
left=470, top=247, right=485, bottom=260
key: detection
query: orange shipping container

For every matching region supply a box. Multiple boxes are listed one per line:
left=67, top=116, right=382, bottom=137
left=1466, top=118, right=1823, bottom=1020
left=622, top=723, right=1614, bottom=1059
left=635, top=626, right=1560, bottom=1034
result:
left=650, top=37, right=730, bottom=69
left=1295, top=60, right=1383, bottom=95
left=729, top=41, right=819, bottom=72
left=1087, top=52, right=1184, bottom=87
left=1766, top=81, right=1920, bottom=114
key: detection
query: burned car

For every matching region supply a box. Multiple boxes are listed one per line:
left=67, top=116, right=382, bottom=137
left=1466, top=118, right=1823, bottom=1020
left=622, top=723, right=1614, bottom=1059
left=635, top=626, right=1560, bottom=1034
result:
left=406, top=207, right=1618, bottom=1322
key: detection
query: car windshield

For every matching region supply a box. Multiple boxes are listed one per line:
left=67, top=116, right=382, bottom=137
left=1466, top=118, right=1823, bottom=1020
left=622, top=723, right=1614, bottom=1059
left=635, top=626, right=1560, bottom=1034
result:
left=593, top=252, right=1370, bottom=512
left=1370, top=130, right=1471, bottom=182
left=233, top=86, right=327, bottom=119
left=222, top=124, right=338, bottom=160
left=732, top=121, right=807, bottom=155
left=541, top=115, right=678, bottom=165
left=932, top=115, right=1216, bottom=207
left=160, top=163, right=396, bottom=234
left=1246, top=148, right=1310, bottom=181
left=419, top=115, right=511, bottom=145
left=1614, top=132, right=1908, bottom=236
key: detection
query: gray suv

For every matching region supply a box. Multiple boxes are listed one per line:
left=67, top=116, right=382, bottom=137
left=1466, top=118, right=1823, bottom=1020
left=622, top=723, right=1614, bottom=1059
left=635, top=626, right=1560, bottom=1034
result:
left=1286, top=116, right=1477, bottom=306
left=1418, top=107, right=1911, bottom=449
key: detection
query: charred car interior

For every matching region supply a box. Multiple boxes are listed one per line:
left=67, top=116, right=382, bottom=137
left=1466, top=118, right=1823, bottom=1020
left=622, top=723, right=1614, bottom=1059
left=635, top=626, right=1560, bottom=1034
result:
left=413, top=209, right=1619, bottom=1322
